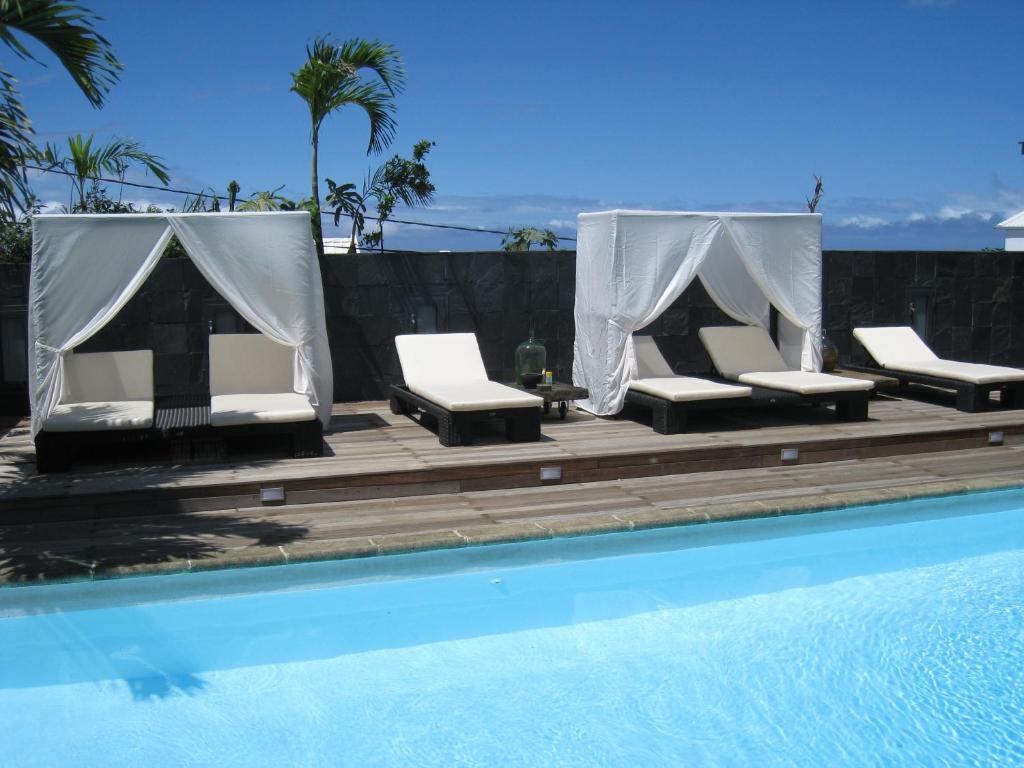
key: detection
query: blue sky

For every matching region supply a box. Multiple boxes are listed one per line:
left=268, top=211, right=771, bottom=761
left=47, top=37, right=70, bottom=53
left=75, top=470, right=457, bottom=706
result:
left=13, top=0, right=1024, bottom=250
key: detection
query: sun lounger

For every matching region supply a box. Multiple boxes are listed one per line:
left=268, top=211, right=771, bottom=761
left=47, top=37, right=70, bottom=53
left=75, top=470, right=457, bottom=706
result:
left=209, top=333, right=322, bottom=456
left=390, top=333, right=543, bottom=446
left=35, top=349, right=155, bottom=472
left=699, top=326, right=873, bottom=421
left=624, top=336, right=752, bottom=434
left=851, top=326, right=1024, bottom=412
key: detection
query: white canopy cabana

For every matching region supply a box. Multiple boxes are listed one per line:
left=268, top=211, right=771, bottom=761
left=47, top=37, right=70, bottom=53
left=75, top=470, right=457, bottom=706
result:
left=572, top=210, right=823, bottom=415
left=29, top=211, right=333, bottom=436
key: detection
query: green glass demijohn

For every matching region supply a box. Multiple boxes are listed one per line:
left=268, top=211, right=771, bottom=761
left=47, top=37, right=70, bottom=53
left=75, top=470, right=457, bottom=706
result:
left=514, top=321, right=547, bottom=387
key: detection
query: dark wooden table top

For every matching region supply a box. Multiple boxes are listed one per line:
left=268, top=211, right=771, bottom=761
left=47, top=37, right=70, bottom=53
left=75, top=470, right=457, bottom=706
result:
left=505, top=381, right=589, bottom=402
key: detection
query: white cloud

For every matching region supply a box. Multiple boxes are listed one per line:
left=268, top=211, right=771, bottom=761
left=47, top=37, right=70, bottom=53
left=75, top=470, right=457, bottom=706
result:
left=546, top=218, right=575, bottom=230
left=839, top=215, right=888, bottom=229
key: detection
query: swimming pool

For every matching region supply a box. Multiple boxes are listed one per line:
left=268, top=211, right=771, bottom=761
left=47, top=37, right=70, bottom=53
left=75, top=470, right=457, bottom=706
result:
left=1, top=488, right=1022, bottom=767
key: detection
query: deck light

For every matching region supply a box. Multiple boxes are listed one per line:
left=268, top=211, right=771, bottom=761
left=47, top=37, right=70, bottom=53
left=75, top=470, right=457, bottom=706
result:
left=988, top=431, right=1004, bottom=446
left=260, top=486, right=286, bottom=505
left=540, top=466, right=562, bottom=481
left=780, top=448, right=799, bottom=462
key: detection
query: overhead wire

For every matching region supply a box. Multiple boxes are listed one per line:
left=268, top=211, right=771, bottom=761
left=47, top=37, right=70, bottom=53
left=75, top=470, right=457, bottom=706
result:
left=22, top=164, right=578, bottom=243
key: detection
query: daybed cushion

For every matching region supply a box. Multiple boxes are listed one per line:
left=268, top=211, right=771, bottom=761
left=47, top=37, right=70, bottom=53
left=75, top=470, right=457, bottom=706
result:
left=395, top=333, right=542, bottom=411
left=209, top=333, right=296, bottom=396
left=210, top=393, right=316, bottom=427
left=63, top=350, right=153, bottom=402
left=44, top=350, right=155, bottom=432
left=630, top=377, right=752, bottom=402
left=698, top=326, right=790, bottom=379
left=736, top=371, right=874, bottom=395
left=880, top=360, right=1024, bottom=385
left=44, top=400, right=154, bottom=432
left=852, top=327, right=938, bottom=368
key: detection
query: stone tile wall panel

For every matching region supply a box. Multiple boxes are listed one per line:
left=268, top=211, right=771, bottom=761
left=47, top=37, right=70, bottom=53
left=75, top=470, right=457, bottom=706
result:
left=1, top=249, right=1022, bottom=412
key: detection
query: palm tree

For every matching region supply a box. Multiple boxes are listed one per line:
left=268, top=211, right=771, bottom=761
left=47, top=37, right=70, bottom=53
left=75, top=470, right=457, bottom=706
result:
left=324, top=179, right=365, bottom=252
left=39, top=133, right=170, bottom=211
left=0, top=0, right=122, bottom=214
left=290, top=36, right=404, bottom=260
left=237, top=187, right=293, bottom=212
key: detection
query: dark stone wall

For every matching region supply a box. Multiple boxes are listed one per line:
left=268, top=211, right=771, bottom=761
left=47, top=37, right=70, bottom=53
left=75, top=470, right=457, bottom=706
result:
left=320, top=251, right=578, bottom=400
left=1, top=249, right=1022, bottom=413
left=824, top=251, right=1024, bottom=367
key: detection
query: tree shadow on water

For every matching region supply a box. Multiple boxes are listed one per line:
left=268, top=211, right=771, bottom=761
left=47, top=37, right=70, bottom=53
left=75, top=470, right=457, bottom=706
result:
left=1, top=511, right=311, bottom=701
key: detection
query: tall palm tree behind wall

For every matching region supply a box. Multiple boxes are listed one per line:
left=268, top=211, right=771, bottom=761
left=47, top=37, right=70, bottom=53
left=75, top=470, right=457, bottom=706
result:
left=0, top=0, right=121, bottom=214
left=290, top=36, right=404, bottom=260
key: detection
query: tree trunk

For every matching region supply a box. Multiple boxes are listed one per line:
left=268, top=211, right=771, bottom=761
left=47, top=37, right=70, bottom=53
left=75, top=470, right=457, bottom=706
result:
left=310, top=131, right=324, bottom=261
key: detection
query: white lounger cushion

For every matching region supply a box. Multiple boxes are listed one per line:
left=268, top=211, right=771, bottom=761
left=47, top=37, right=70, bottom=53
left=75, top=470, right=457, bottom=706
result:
left=880, top=360, right=1024, bottom=385
left=44, top=350, right=154, bottom=433
left=851, top=326, right=938, bottom=368
left=407, top=381, right=543, bottom=412
left=737, top=371, right=873, bottom=395
left=633, top=336, right=677, bottom=379
left=698, top=326, right=791, bottom=379
left=210, top=393, right=316, bottom=426
left=630, top=377, right=752, bottom=402
left=699, top=326, right=873, bottom=394
left=395, top=333, right=542, bottom=411
left=853, top=326, right=1024, bottom=384
left=45, top=401, right=154, bottom=432
left=630, top=337, right=751, bottom=401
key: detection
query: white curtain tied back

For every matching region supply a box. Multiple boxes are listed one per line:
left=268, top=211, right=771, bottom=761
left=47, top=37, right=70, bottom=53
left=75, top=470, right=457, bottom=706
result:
left=572, top=210, right=823, bottom=415
left=29, top=212, right=333, bottom=436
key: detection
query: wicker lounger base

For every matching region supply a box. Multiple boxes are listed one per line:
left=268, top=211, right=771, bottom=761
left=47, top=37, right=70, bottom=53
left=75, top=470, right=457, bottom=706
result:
left=845, top=361, right=1024, bottom=413
left=390, top=385, right=541, bottom=447
left=35, top=397, right=323, bottom=473
left=625, top=383, right=870, bottom=435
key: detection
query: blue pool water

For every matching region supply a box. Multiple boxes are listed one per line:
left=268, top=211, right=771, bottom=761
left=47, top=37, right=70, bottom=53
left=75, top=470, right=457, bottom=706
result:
left=1, top=489, right=1023, bottom=767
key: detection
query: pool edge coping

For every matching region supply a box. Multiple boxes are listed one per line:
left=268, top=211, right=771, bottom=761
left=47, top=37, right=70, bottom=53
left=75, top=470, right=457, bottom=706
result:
left=4, top=474, right=1023, bottom=587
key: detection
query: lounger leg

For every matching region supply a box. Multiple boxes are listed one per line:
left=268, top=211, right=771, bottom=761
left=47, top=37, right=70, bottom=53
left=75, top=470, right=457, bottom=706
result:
left=439, top=413, right=474, bottom=447
left=35, top=432, right=73, bottom=473
left=652, top=402, right=686, bottom=435
left=836, top=395, right=869, bottom=422
left=1001, top=384, right=1023, bottom=409
left=956, top=385, right=984, bottom=413
left=389, top=391, right=409, bottom=415
left=506, top=410, right=541, bottom=442
left=292, top=421, right=324, bottom=458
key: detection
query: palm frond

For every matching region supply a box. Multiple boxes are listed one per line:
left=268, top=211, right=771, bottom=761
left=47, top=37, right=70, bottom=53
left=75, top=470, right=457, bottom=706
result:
left=290, top=35, right=403, bottom=153
left=0, top=64, right=32, bottom=215
left=333, top=38, right=404, bottom=96
left=0, top=0, right=122, bottom=108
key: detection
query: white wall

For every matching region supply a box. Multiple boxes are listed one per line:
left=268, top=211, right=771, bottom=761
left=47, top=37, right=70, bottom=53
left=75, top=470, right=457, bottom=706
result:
left=1004, top=229, right=1024, bottom=252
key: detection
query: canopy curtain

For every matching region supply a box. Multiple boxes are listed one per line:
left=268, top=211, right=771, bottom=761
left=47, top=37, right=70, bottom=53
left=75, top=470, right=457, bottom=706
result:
left=696, top=232, right=771, bottom=330
left=29, top=216, right=174, bottom=436
left=169, top=214, right=333, bottom=425
left=29, top=212, right=333, bottom=436
left=573, top=213, right=722, bottom=415
left=719, top=216, right=823, bottom=371
left=572, top=210, right=823, bottom=416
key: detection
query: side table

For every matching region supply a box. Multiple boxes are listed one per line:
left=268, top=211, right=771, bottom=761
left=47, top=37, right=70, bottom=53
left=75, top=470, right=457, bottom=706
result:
left=506, top=381, right=589, bottom=419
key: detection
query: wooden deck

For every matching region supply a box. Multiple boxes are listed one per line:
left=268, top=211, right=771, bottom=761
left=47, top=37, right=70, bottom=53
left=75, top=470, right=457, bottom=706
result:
left=1, top=384, right=1022, bottom=583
